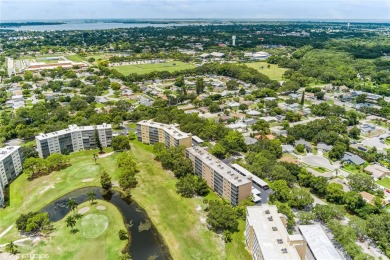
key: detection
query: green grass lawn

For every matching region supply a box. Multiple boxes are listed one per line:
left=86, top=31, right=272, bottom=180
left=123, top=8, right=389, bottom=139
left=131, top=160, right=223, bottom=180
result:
left=113, top=61, right=196, bottom=75
left=1, top=142, right=250, bottom=260
left=0, top=148, right=118, bottom=244
left=243, top=61, right=287, bottom=81
left=376, top=177, right=390, bottom=189
left=130, top=141, right=250, bottom=260
left=66, top=55, right=84, bottom=62
left=18, top=201, right=127, bottom=259
left=312, top=166, right=328, bottom=173
left=342, top=164, right=364, bottom=174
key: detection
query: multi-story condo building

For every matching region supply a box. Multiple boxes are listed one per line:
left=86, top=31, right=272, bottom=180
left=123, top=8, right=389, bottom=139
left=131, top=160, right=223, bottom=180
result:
left=0, top=146, right=24, bottom=207
left=36, top=124, right=112, bottom=158
left=186, top=146, right=251, bottom=206
left=136, top=120, right=192, bottom=148
left=245, top=205, right=307, bottom=260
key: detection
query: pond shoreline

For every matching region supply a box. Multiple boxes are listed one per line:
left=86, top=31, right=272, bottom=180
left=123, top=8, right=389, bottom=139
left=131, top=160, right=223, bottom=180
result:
left=40, top=186, right=171, bottom=260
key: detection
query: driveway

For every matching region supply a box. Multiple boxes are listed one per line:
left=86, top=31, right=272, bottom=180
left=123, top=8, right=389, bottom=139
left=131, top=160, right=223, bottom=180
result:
left=300, top=153, right=337, bottom=171
left=362, top=136, right=389, bottom=151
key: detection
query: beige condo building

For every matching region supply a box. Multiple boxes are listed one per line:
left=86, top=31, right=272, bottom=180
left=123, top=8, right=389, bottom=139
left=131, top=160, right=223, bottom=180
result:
left=136, top=120, right=192, bottom=148
left=186, top=146, right=252, bottom=206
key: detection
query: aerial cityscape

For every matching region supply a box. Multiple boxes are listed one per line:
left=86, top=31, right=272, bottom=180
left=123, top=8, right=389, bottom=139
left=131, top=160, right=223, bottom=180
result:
left=0, top=0, right=390, bottom=259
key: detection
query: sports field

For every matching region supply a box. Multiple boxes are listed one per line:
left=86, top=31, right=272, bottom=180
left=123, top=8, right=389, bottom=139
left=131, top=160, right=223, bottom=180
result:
left=243, top=61, right=287, bottom=81
left=113, top=61, right=196, bottom=75
left=65, top=55, right=84, bottom=62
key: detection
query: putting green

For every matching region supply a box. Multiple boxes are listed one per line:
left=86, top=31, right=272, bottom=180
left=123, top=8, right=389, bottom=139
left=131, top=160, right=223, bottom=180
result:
left=73, top=164, right=100, bottom=179
left=80, top=214, right=109, bottom=239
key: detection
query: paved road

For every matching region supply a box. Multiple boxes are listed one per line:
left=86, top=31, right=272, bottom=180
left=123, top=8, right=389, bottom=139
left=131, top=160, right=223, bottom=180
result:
left=300, top=153, right=337, bottom=171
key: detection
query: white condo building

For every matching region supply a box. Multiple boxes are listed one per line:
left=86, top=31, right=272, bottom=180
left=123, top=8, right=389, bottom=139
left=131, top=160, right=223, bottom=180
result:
left=36, top=124, right=112, bottom=158
left=0, top=146, right=24, bottom=206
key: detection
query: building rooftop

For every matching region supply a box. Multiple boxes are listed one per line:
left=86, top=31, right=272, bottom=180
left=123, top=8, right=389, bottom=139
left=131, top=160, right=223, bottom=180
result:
left=247, top=205, right=302, bottom=260
left=36, top=123, right=111, bottom=140
left=364, top=164, right=390, bottom=179
left=342, top=152, right=366, bottom=165
left=298, top=225, right=342, bottom=260
left=0, top=146, right=20, bottom=161
left=187, top=147, right=251, bottom=187
left=137, top=120, right=191, bottom=140
left=231, top=163, right=268, bottom=187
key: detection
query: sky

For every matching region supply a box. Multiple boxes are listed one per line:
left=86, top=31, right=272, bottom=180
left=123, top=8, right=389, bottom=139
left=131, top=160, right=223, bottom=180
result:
left=1, top=0, right=390, bottom=21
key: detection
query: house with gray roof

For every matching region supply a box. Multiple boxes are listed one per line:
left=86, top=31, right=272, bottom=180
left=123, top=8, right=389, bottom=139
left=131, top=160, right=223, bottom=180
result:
left=342, top=152, right=366, bottom=166
left=295, top=139, right=312, bottom=153
left=317, top=142, right=333, bottom=152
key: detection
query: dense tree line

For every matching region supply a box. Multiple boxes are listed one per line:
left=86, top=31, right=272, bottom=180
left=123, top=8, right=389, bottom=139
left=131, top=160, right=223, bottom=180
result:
left=23, top=154, right=70, bottom=180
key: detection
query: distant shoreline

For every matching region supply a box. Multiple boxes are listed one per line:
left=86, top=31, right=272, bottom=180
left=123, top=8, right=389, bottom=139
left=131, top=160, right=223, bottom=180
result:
left=0, top=22, right=66, bottom=28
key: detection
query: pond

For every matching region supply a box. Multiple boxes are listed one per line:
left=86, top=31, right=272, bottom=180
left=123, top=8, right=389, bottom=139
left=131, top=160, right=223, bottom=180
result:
left=40, top=187, right=171, bottom=260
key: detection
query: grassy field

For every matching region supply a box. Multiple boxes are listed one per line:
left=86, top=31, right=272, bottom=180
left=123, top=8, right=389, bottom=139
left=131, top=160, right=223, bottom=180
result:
left=243, top=61, right=287, bottom=81
left=0, top=148, right=118, bottom=244
left=66, top=55, right=84, bottom=62
left=18, top=201, right=127, bottom=259
left=113, top=61, right=196, bottom=75
left=376, top=177, right=390, bottom=189
left=130, top=141, right=250, bottom=260
left=0, top=142, right=250, bottom=259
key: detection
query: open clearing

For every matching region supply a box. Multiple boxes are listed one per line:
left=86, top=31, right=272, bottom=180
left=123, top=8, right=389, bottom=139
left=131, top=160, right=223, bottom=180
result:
left=113, top=61, right=195, bottom=75
left=72, top=164, right=100, bottom=179
left=65, top=55, right=84, bottom=62
left=243, top=61, right=287, bottom=81
left=81, top=213, right=109, bottom=238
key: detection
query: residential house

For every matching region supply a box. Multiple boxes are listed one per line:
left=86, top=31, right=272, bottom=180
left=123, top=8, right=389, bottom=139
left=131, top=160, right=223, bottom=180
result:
left=364, top=164, right=390, bottom=179
left=360, top=124, right=376, bottom=134
left=282, top=145, right=295, bottom=153
left=342, top=152, right=366, bottom=166
left=295, top=139, right=312, bottom=153
left=317, top=142, right=333, bottom=152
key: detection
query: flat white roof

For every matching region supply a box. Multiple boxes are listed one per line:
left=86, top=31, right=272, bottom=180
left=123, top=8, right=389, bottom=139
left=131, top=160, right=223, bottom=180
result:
left=36, top=124, right=111, bottom=140
left=0, top=146, right=21, bottom=161
left=187, top=146, right=251, bottom=187
left=247, top=206, right=301, bottom=260
left=137, top=120, right=191, bottom=140
left=299, top=225, right=343, bottom=260
left=231, top=164, right=268, bottom=187
left=192, top=135, right=204, bottom=143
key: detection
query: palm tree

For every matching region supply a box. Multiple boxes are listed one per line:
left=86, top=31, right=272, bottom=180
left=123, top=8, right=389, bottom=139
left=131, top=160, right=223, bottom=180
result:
left=65, top=216, right=76, bottom=231
left=66, top=199, right=78, bottom=216
left=5, top=241, right=18, bottom=255
left=87, top=191, right=96, bottom=204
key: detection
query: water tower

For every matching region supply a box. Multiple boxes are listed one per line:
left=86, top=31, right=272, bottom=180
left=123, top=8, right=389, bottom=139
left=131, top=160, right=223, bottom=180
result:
left=232, top=35, right=236, bottom=46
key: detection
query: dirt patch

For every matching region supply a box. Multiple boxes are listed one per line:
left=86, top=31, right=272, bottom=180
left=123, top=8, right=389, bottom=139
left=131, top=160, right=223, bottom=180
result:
left=98, top=151, right=114, bottom=158
left=81, top=178, right=94, bottom=182
left=78, top=207, right=90, bottom=214
left=96, top=205, right=106, bottom=211
left=39, top=184, right=55, bottom=194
